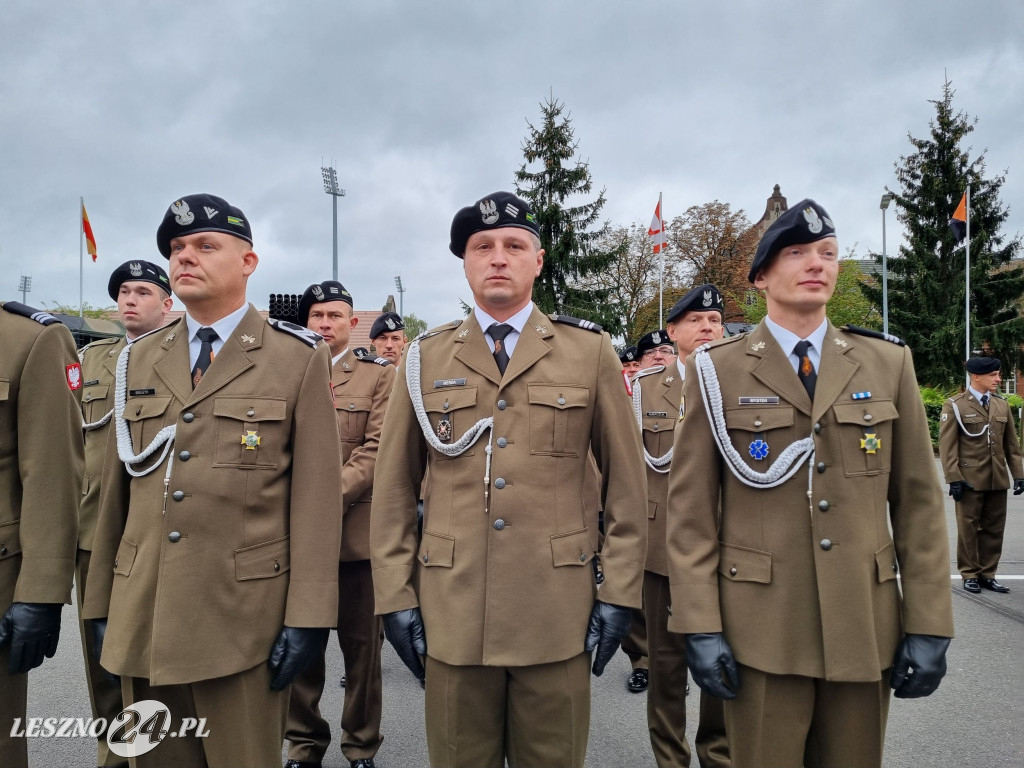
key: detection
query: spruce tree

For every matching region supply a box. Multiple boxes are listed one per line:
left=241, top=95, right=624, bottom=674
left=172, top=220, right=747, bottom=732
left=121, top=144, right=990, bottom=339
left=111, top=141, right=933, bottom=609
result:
left=515, top=96, right=624, bottom=335
left=863, top=80, right=1023, bottom=386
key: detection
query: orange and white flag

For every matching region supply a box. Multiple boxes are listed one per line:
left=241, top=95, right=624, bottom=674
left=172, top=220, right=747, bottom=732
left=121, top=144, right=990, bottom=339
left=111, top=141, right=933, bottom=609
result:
left=648, top=194, right=664, bottom=254
left=82, top=201, right=98, bottom=262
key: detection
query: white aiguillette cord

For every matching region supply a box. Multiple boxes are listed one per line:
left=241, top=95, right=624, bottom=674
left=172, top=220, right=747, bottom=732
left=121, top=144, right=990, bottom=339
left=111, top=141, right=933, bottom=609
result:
left=631, top=366, right=672, bottom=474
left=405, top=338, right=495, bottom=509
left=694, top=344, right=815, bottom=493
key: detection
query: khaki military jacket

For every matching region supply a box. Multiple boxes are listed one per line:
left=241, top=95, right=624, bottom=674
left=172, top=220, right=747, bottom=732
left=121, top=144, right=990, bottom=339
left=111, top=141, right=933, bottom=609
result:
left=0, top=305, right=82, bottom=609
left=79, top=336, right=127, bottom=551
left=666, top=321, right=953, bottom=682
left=939, top=391, right=1023, bottom=491
left=332, top=349, right=395, bottom=562
left=371, top=308, right=647, bottom=668
left=634, top=364, right=683, bottom=577
left=82, top=306, right=343, bottom=685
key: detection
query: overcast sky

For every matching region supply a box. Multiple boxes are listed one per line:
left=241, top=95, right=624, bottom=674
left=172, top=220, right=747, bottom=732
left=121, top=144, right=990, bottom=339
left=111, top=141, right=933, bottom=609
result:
left=2, top=1, right=1021, bottom=331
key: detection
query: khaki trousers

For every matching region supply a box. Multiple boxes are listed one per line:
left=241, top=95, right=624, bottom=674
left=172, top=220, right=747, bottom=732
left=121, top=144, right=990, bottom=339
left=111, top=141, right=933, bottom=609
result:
left=286, top=559, right=383, bottom=763
left=77, top=548, right=128, bottom=767
left=621, top=605, right=649, bottom=670
left=0, top=645, right=28, bottom=768
left=723, top=664, right=890, bottom=768
left=424, top=652, right=591, bottom=768
left=955, top=489, right=1008, bottom=579
left=121, top=662, right=288, bottom=768
left=644, top=570, right=729, bottom=768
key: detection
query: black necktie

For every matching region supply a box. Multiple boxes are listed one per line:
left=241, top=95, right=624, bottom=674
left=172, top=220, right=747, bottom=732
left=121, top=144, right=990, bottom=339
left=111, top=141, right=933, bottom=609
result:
left=488, top=323, right=513, bottom=376
left=192, top=327, right=218, bottom=388
left=981, top=393, right=989, bottom=410
left=794, top=340, right=816, bottom=400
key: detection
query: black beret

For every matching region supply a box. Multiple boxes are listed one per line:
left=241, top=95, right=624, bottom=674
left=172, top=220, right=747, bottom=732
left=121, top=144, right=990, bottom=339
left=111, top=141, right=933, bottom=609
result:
left=636, top=329, right=671, bottom=357
left=619, top=345, right=639, bottom=364
left=748, top=199, right=836, bottom=282
left=449, top=191, right=540, bottom=257
left=107, top=260, right=170, bottom=300
left=369, top=312, right=405, bottom=340
left=156, top=193, right=253, bottom=258
left=667, top=283, right=724, bottom=323
left=966, top=357, right=1000, bottom=375
left=297, top=281, right=354, bottom=326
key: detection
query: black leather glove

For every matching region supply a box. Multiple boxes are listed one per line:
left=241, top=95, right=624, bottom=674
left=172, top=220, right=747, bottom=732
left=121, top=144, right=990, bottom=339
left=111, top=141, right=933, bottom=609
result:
left=686, top=632, right=740, bottom=700
left=0, top=602, right=62, bottom=674
left=267, top=626, right=329, bottom=691
left=383, top=608, right=427, bottom=684
left=948, top=481, right=972, bottom=502
left=1013, top=479, right=1024, bottom=496
left=890, top=633, right=951, bottom=698
left=584, top=601, right=631, bottom=676
left=88, top=617, right=120, bottom=686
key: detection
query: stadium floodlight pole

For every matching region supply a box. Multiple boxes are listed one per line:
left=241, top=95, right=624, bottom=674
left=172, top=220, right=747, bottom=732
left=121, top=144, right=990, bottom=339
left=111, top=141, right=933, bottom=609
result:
left=394, top=275, right=405, bottom=318
left=321, top=166, right=346, bottom=282
left=879, top=193, right=893, bottom=336
left=18, top=275, right=31, bottom=304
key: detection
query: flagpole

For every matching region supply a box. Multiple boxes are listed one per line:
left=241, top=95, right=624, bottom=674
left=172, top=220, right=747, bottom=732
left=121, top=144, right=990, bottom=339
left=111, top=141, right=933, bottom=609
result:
left=79, top=196, right=84, bottom=319
left=964, top=183, right=971, bottom=372
left=658, top=192, right=664, bottom=327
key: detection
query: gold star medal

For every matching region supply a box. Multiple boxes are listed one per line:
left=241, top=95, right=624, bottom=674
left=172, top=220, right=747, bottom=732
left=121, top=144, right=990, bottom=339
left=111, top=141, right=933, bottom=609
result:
left=241, top=430, right=261, bottom=450
left=860, top=433, right=881, bottom=454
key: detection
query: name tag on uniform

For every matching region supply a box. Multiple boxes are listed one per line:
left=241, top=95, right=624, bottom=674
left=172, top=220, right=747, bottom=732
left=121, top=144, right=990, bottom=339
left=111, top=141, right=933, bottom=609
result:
left=645, top=411, right=668, bottom=418
left=433, top=378, right=467, bottom=389
left=129, top=388, right=156, bottom=396
left=738, top=396, right=780, bottom=405
left=83, top=379, right=100, bottom=387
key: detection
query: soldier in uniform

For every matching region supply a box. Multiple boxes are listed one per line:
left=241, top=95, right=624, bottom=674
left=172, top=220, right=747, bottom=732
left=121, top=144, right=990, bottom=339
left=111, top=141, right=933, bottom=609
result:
left=619, top=345, right=641, bottom=376
left=637, top=329, right=676, bottom=370
left=939, top=356, right=1024, bottom=593
left=631, top=284, right=729, bottom=767
left=369, top=312, right=406, bottom=367
left=78, top=260, right=172, bottom=767
left=666, top=200, right=954, bottom=768
left=370, top=191, right=647, bottom=768
left=82, top=194, right=344, bottom=768
left=0, top=301, right=83, bottom=768
left=286, top=280, right=394, bottom=768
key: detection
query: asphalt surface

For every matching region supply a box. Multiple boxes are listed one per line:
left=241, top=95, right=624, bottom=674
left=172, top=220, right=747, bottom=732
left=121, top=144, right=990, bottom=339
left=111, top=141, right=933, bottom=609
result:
left=22, top=460, right=1024, bottom=767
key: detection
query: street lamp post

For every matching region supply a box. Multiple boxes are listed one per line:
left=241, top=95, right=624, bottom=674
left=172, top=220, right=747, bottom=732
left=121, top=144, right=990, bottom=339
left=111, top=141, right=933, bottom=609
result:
left=321, top=166, right=346, bottom=282
left=880, top=193, right=894, bottom=336
left=394, top=275, right=405, bottom=318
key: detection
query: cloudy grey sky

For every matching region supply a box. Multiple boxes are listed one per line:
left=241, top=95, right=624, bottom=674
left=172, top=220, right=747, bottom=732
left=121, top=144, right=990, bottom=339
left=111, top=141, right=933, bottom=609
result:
left=2, top=1, right=1021, bottom=329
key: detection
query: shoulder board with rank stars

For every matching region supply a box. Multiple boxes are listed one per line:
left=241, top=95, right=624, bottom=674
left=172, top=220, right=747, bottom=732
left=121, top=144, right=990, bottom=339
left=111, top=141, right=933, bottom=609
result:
left=416, top=319, right=463, bottom=342
left=359, top=355, right=393, bottom=366
left=548, top=314, right=602, bottom=333
left=841, top=324, right=905, bottom=346
left=1, top=300, right=61, bottom=326
left=267, top=318, right=322, bottom=348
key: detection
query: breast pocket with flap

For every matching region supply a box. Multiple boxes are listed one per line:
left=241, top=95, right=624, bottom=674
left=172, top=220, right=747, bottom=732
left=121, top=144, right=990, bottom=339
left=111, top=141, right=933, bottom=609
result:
left=213, top=397, right=288, bottom=469
left=529, top=384, right=590, bottom=457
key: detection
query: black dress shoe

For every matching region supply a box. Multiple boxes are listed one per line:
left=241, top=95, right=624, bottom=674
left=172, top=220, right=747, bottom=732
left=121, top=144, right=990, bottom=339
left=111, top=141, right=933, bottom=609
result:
left=339, top=674, right=346, bottom=688
left=980, top=578, right=1010, bottom=593
left=284, top=760, right=322, bottom=768
left=350, top=760, right=376, bottom=768
left=963, top=578, right=981, bottom=593
left=627, top=668, right=649, bottom=693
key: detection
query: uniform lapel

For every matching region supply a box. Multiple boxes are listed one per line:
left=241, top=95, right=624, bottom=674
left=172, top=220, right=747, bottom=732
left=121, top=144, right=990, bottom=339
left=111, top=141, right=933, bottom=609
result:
left=186, top=306, right=261, bottom=406
left=811, top=322, right=859, bottom=422
left=332, top=349, right=357, bottom=388
left=746, top=323, right=813, bottom=416
left=499, top=307, right=554, bottom=388
left=662, top=369, right=681, bottom=413
left=152, top=319, right=192, bottom=406
left=102, top=339, right=126, bottom=380
left=453, top=315, right=502, bottom=386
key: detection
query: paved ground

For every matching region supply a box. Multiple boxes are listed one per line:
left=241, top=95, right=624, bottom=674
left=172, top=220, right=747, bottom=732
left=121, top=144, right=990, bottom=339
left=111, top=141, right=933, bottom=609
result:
left=23, top=461, right=1024, bottom=766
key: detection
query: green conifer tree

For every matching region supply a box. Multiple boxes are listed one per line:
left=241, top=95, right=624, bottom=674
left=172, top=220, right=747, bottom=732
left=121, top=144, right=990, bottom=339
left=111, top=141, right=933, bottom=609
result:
left=514, top=96, right=625, bottom=335
left=862, top=81, right=1023, bottom=386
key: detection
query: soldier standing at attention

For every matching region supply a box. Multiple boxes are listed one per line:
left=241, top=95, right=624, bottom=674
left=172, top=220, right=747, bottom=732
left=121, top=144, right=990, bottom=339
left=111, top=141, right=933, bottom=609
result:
left=0, top=302, right=83, bottom=768
left=666, top=200, right=954, bottom=768
left=78, top=260, right=172, bottom=768
left=83, top=194, right=344, bottom=768
left=631, top=284, right=729, bottom=767
left=940, top=356, right=1023, bottom=594
left=369, top=312, right=407, bottom=367
left=370, top=191, right=647, bottom=768
left=286, top=280, right=394, bottom=768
